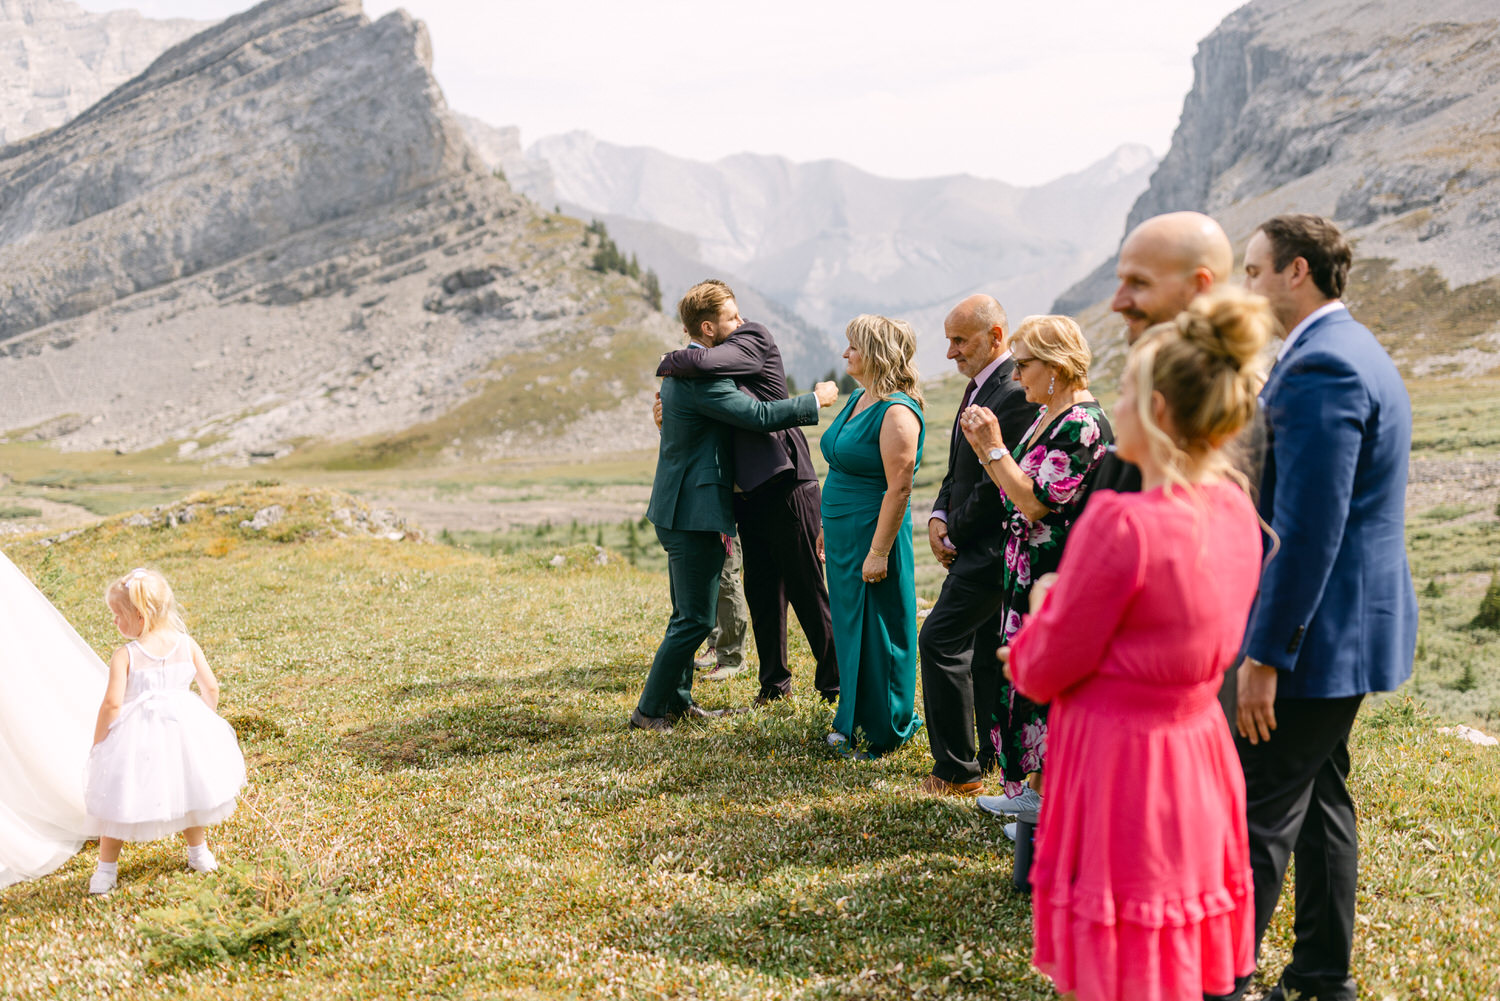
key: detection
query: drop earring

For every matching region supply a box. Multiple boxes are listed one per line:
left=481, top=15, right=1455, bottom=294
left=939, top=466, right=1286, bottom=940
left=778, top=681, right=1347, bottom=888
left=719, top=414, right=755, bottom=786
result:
left=1047, top=373, right=1056, bottom=397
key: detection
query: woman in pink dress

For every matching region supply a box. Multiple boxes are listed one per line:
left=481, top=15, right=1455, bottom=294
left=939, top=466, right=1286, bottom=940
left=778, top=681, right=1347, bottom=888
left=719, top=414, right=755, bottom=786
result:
left=1005, top=287, right=1276, bottom=1001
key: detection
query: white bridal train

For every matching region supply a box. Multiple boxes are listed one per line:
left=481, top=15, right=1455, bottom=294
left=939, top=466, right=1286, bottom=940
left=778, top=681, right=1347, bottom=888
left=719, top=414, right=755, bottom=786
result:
left=0, top=552, right=107, bottom=888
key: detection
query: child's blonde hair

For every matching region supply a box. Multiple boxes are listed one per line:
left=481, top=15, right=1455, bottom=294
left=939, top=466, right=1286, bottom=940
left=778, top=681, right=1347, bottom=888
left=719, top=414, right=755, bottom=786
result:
left=105, top=567, right=186, bottom=633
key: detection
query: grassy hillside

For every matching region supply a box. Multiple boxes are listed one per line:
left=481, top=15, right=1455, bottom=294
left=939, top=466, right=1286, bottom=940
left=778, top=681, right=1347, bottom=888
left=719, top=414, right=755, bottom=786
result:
left=0, top=483, right=1496, bottom=1000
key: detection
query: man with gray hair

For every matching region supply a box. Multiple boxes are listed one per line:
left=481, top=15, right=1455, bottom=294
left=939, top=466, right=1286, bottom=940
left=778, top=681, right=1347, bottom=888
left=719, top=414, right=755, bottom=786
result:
left=917, top=294, right=1036, bottom=795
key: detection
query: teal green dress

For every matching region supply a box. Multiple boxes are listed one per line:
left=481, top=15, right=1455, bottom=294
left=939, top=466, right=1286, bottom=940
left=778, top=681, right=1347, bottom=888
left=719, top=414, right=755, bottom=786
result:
left=820, top=389, right=925, bottom=754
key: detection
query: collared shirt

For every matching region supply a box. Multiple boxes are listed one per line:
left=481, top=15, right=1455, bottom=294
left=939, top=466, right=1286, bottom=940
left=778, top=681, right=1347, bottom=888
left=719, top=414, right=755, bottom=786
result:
left=932, top=348, right=1013, bottom=524
left=1277, top=301, right=1346, bottom=362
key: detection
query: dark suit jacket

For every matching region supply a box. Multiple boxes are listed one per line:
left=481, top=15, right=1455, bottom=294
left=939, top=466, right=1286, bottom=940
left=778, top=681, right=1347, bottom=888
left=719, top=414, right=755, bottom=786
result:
left=1080, top=449, right=1142, bottom=501
left=1242, top=307, right=1417, bottom=698
left=933, top=360, right=1040, bottom=581
left=656, top=322, right=815, bottom=492
left=646, top=375, right=818, bottom=536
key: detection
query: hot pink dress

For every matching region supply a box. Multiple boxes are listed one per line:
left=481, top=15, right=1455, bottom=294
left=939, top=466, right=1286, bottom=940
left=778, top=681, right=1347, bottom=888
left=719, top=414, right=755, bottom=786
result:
left=1009, top=483, right=1261, bottom=1001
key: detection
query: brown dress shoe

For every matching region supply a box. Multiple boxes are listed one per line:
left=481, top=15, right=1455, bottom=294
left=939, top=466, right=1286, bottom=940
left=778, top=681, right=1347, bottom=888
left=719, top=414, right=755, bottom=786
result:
left=916, top=773, right=983, bottom=797
left=629, top=709, right=673, bottom=733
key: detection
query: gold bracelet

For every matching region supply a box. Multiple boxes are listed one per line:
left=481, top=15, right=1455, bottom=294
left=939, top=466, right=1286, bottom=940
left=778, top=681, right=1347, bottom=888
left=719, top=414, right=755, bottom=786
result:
left=869, top=545, right=890, bottom=558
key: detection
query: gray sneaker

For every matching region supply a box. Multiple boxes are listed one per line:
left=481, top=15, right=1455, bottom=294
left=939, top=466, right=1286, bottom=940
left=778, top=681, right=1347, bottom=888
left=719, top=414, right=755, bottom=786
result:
left=976, top=786, right=1042, bottom=824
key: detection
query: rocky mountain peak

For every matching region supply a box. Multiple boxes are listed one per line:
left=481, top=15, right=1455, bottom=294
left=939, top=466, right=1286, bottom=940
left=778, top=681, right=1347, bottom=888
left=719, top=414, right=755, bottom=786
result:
left=0, top=0, right=205, bottom=146
left=0, top=0, right=672, bottom=462
left=1055, top=0, right=1500, bottom=377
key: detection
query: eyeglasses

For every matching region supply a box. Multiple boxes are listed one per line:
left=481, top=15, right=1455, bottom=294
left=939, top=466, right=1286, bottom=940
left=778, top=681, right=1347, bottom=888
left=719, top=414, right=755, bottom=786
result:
left=1014, top=355, right=1038, bottom=371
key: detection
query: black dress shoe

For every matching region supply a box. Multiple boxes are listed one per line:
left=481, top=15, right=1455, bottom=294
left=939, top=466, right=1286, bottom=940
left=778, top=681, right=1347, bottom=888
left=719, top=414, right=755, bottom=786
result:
left=752, top=692, right=786, bottom=708
left=629, top=709, right=673, bottom=733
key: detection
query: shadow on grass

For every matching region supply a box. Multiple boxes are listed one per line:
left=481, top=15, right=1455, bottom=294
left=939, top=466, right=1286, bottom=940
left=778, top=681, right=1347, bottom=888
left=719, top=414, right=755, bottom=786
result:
left=387, top=675, right=501, bottom=701
left=601, top=853, right=1049, bottom=999
left=342, top=701, right=588, bottom=770
left=521, top=657, right=645, bottom=695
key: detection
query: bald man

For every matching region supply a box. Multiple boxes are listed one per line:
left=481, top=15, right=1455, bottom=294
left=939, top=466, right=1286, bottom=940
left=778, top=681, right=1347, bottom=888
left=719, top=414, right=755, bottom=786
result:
left=1087, top=211, right=1234, bottom=496
left=917, top=294, right=1037, bottom=796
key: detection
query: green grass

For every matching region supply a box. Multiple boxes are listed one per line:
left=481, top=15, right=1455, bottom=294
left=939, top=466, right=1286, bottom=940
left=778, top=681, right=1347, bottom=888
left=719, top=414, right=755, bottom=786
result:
left=0, top=503, right=43, bottom=519
left=0, top=485, right=1496, bottom=999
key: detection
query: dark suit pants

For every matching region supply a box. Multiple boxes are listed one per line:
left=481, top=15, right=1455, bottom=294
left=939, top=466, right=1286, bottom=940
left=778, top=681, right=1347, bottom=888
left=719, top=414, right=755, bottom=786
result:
left=1236, top=694, right=1365, bottom=1001
left=735, top=477, right=839, bottom=700
left=637, top=526, right=726, bottom=719
left=919, top=572, right=1008, bottom=784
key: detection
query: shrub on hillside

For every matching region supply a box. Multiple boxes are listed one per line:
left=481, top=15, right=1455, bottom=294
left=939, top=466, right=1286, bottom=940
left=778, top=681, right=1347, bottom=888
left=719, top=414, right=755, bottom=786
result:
left=1472, top=570, right=1500, bottom=629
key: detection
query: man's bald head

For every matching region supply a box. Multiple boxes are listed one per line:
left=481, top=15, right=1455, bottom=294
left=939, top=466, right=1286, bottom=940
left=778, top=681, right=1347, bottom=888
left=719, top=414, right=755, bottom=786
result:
left=1111, top=211, right=1233, bottom=343
left=943, top=294, right=1008, bottom=379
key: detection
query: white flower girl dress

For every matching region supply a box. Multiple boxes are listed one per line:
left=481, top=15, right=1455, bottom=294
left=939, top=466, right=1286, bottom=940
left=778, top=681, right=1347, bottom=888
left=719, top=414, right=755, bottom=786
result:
left=84, top=636, right=246, bottom=840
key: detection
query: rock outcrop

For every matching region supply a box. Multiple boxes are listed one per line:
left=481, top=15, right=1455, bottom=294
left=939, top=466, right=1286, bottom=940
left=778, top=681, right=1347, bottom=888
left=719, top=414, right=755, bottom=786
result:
left=0, top=0, right=205, bottom=147
left=1055, top=0, right=1500, bottom=375
left=0, top=0, right=672, bottom=460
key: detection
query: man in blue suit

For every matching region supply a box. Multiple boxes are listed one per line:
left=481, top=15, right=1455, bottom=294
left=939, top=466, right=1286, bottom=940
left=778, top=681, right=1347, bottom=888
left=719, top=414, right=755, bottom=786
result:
left=1235, top=215, right=1418, bottom=1001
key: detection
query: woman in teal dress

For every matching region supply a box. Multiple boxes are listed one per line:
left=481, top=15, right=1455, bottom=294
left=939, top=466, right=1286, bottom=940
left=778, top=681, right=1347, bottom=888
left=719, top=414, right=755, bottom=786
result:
left=820, top=314, right=925, bottom=756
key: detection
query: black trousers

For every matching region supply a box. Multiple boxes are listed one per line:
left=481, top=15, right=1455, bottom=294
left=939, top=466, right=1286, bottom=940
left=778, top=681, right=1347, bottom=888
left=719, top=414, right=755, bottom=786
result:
left=918, top=571, right=1007, bottom=784
left=1235, top=694, right=1365, bottom=1001
left=734, top=476, right=839, bottom=699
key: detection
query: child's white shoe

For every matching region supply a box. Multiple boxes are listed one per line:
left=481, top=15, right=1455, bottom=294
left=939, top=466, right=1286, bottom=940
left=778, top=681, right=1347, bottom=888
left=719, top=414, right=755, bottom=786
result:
left=88, top=867, right=117, bottom=895
left=187, top=845, right=217, bottom=873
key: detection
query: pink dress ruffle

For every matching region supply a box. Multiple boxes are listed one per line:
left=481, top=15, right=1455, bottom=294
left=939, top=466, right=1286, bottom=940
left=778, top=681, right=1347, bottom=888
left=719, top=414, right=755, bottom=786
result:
left=1010, top=485, right=1263, bottom=1001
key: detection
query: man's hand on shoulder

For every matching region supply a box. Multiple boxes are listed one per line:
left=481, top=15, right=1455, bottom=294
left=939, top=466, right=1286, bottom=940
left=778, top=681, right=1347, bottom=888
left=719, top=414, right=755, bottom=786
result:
left=814, top=381, right=839, bottom=408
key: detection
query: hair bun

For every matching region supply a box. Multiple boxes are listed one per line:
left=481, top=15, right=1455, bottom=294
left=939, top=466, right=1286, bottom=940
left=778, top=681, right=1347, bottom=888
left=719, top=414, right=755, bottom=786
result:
left=1177, top=287, right=1275, bottom=372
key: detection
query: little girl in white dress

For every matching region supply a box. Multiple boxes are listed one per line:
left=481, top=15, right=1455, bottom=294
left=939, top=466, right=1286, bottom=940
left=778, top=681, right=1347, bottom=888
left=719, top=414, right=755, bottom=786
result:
left=84, top=568, right=246, bottom=895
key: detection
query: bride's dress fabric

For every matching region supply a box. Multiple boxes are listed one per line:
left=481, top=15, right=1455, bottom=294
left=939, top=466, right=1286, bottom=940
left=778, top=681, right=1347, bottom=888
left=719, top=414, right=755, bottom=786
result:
left=0, top=551, right=106, bottom=888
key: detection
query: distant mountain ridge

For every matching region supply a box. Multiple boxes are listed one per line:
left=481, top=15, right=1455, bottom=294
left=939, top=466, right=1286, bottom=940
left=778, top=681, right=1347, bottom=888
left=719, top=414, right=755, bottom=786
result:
left=464, top=125, right=1156, bottom=377
left=0, top=0, right=205, bottom=146
left=1056, top=0, right=1500, bottom=377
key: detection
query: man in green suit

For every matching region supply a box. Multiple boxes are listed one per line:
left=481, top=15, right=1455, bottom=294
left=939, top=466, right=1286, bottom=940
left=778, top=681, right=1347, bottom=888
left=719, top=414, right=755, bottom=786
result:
left=632, top=281, right=839, bottom=731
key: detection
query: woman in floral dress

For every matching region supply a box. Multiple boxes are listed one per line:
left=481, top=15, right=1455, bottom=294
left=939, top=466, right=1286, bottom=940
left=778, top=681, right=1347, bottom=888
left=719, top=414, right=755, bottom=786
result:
left=956, top=315, right=1112, bottom=817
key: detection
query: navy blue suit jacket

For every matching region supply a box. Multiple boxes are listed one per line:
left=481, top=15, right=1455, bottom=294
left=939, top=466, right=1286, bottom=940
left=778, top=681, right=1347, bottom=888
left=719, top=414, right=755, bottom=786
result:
left=1243, top=306, right=1417, bottom=698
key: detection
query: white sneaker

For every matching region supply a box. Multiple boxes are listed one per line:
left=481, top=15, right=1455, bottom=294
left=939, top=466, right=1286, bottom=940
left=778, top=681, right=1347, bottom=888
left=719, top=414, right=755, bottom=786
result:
left=1003, top=822, right=1019, bottom=842
left=976, top=786, right=1041, bottom=823
left=826, top=732, right=849, bottom=747
left=88, top=870, right=116, bottom=895
left=187, top=848, right=218, bottom=873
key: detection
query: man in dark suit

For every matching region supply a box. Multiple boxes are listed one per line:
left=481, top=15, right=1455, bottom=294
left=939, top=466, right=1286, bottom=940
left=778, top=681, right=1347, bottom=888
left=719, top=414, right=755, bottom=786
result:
left=1087, top=210, right=1235, bottom=496
left=633, top=283, right=839, bottom=732
left=1234, top=214, right=1418, bottom=1001
left=655, top=282, right=839, bottom=705
left=916, top=294, right=1038, bottom=795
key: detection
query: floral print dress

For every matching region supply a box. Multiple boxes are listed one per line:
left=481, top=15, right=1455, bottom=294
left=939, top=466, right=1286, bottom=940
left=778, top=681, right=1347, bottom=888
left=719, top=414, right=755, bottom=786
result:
left=990, top=400, right=1113, bottom=793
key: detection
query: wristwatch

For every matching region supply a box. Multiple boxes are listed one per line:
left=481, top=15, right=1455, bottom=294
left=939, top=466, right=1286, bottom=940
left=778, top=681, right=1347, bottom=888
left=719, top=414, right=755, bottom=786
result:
left=980, top=447, right=1005, bottom=466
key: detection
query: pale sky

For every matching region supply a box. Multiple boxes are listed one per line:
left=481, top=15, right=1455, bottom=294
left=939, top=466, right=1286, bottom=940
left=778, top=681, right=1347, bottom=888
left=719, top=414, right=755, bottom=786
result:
left=78, top=0, right=1248, bottom=186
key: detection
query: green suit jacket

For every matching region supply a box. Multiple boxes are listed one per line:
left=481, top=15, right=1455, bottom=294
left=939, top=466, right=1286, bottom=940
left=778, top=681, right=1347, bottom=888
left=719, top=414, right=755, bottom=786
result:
left=647, top=375, right=819, bottom=535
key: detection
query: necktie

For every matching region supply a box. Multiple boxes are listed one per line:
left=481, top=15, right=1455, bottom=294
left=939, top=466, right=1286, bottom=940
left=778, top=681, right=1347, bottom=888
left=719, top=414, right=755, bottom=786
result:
left=954, top=378, right=978, bottom=442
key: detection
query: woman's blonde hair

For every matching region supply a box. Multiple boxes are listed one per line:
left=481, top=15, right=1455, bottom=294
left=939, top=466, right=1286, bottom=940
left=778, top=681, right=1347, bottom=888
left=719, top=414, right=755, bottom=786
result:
left=1012, top=314, right=1092, bottom=390
left=1128, top=286, right=1275, bottom=491
left=105, top=567, right=186, bottom=634
left=846, top=314, right=924, bottom=409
